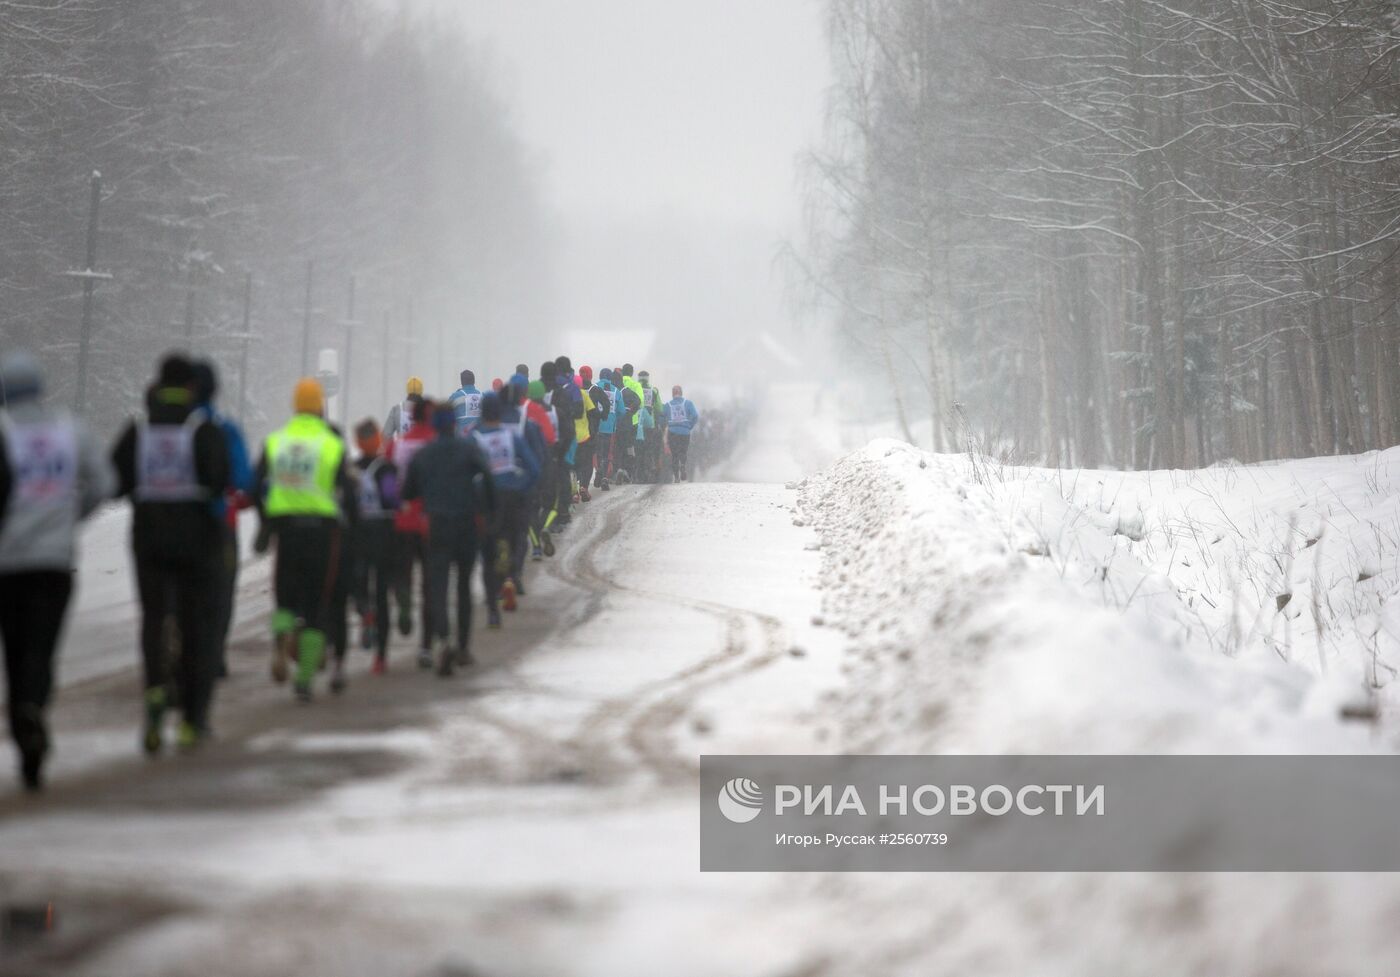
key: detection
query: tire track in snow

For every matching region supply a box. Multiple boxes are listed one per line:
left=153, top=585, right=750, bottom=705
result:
left=549, top=485, right=790, bottom=784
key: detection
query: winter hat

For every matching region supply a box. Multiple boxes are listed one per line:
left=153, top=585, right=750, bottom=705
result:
left=554, top=355, right=572, bottom=375
left=599, top=368, right=613, bottom=383
left=621, top=363, right=634, bottom=377
left=540, top=361, right=557, bottom=384
left=579, top=365, right=593, bottom=383
left=158, top=353, right=196, bottom=389
left=406, top=376, right=424, bottom=396
left=460, top=369, right=475, bottom=388
left=492, top=377, right=504, bottom=392
left=480, top=391, right=503, bottom=422
left=0, top=351, right=44, bottom=404
left=527, top=380, right=546, bottom=403
left=293, top=377, right=325, bottom=415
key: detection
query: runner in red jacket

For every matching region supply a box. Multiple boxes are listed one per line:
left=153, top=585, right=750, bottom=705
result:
left=385, top=395, right=434, bottom=666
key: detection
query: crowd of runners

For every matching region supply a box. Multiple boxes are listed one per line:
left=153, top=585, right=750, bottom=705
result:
left=0, top=349, right=724, bottom=792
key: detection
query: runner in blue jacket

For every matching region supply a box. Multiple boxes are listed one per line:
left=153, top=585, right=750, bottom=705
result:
left=664, top=385, right=700, bottom=483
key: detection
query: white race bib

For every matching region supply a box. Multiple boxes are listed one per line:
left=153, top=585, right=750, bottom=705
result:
left=136, top=419, right=204, bottom=502
left=473, top=428, right=519, bottom=477
left=2, top=417, right=77, bottom=507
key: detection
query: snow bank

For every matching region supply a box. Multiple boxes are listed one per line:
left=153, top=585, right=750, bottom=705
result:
left=797, top=440, right=1388, bottom=753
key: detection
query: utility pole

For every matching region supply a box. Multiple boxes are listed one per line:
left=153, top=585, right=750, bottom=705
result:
left=341, top=274, right=360, bottom=427
left=300, top=259, right=314, bottom=376
left=236, top=272, right=254, bottom=422
left=406, top=297, right=415, bottom=382
left=380, top=307, right=391, bottom=411
left=66, top=172, right=111, bottom=417
left=183, top=288, right=196, bottom=345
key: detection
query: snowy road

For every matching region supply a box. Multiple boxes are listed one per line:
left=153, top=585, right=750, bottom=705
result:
left=0, top=479, right=849, bottom=976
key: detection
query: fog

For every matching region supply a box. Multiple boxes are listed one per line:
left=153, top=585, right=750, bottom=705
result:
left=1, top=0, right=829, bottom=441
left=392, top=0, right=831, bottom=394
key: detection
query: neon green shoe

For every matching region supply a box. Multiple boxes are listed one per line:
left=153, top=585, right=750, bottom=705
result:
left=176, top=721, right=203, bottom=751
left=143, top=687, right=166, bottom=755
left=294, top=629, right=326, bottom=700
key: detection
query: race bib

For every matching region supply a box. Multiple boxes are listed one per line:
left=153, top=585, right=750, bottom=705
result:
left=272, top=436, right=321, bottom=491
left=473, top=428, right=518, bottom=477
left=136, top=422, right=203, bottom=501
left=3, top=419, right=76, bottom=506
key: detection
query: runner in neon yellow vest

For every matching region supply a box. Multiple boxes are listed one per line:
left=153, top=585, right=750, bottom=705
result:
left=253, top=378, right=350, bottom=702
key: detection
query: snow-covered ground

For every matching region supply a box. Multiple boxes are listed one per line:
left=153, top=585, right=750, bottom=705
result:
left=5, top=385, right=1400, bottom=974
left=798, top=440, right=1398, bottom=755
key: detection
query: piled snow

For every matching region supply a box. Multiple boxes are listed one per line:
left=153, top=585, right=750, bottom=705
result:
left=797, top=439, right=1391, bottom=753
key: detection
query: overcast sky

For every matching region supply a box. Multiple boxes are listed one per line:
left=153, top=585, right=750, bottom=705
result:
left=402, top=0, right=832, bottom=371
left=440, top=0, right=829, bottom=226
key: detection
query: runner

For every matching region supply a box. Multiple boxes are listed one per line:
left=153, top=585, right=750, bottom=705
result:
left=618, top=364, right=645, bottom=482
left=592, top=368, right=621, bottom=491
left=112, top=354, right=230, bottom=749
left=471, top=392, right=539, bottom=626
left=386, top=395, right=434, bottom=667
left=524, top=379, right=558, bottom=559
left=383, top=376, right=425, bottom=438
left=192, top=360, right=253, bottom=679
left=0, top=352, right=114, bottom=789
left=253, top=377, right=353, bottom=703
left=664, top=384, right=700, bottom=482
left=576, top=365, right=610, bottom=501
left=350, top=419, right=398, bottom=674
left=400, top=403, right=497, bottom=676
left=550, top=356, right=583, bottom=530
left=501, top=375, right=552, bottom=574
left=448, top=369, right=482, bottom=434
left=637, top=370, right=664, bottom=483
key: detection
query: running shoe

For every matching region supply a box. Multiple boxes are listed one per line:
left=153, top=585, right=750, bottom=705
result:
left=488, top=607, right=502, bottom=630
left=330, top=659, right=347, bottom=694
left=176, top=721, right=206, bottom=751
left=418, top=647, right=434, bottom=671
left=143, top=687, right=166, bottom=755
left=501, top=579, right=518, bottom=612
left=370, top=654, right=387, bottom=676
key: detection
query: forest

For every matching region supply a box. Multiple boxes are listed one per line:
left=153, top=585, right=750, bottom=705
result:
left=1, top=0, right=552, bottom=438
left=801, top=0, right=1400, bottom=468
